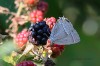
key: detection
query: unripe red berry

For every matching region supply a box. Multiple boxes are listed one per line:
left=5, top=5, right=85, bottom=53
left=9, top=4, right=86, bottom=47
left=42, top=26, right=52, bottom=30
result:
left=24, top=0, right=39, bottom=5
left=37, top=1, right=48, bottom=13
left=59, top=45, right=65, bottom=52
left=24, top=0, right=35, bottom=4
left=53, top=44, right=65, bottom=52
left=15, top=29, right=29, bottom=48
left=51, top=47, right=61, bottom=58
left=30, top=10, right=44, bottom=23
left=45, top=17, right=56, bottom=30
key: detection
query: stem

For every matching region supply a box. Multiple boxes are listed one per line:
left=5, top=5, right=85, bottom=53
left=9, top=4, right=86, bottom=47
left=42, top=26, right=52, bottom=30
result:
left=16, top=2, right=24, bottom=17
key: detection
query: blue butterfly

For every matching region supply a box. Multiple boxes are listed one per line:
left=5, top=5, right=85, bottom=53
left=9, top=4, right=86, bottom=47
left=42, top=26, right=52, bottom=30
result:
left=49, top=16, right=80, bottom=45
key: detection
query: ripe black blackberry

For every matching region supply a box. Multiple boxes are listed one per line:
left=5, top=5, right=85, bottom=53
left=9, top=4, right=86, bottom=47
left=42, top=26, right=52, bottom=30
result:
left=44, top=58, right=56, bottom=66
left=29, top=21, right=51, bottom=45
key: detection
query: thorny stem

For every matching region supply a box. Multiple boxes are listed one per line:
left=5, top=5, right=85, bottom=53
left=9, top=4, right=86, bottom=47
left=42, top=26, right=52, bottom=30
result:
left=16, top=2, right=24, bottom=17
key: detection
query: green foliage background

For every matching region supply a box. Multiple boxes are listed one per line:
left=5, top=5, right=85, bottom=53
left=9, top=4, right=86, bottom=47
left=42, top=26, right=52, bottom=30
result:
left=0, top=0, right=100, bottom=66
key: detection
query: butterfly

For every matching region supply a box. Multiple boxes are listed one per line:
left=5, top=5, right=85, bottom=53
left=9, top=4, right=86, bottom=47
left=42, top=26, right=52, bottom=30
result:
left=49, top=16, right=80, bottom=45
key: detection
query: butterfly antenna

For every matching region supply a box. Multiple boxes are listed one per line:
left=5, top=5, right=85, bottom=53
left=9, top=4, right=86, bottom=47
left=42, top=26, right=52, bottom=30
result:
left=47, top=29, right=51, bottom=35
left=44, top=33, right=49, bottom=38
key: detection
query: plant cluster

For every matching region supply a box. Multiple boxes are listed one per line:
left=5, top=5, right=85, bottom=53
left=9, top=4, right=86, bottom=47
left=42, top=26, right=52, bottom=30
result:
left=0, top=0, right=65, bottom=66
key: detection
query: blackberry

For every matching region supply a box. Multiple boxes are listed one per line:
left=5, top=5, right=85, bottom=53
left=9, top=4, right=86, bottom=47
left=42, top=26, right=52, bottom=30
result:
left=44, top=58, right=56, bottom=66
left=16, top=61, right=36, bottom=66
left=39, top=21, right=46, bottom=27
left=29, top=21, right=51, bottom=45
left=37, top=1, right=48, bottom=13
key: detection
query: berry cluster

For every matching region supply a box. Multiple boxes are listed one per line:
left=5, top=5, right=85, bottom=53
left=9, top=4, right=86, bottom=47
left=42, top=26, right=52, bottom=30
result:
left=45, top=17, right=56, bottom=30
left=29, top=21, right=51, bottom=45
left=16, top=61, right=36, bottom=66
left=16, top=29, right=29, bottom=48
left=51, top=44, right=65, bottom=58
left=30, top=10, right=44, bottom=23
left=2, top=0, right=66, bottom=65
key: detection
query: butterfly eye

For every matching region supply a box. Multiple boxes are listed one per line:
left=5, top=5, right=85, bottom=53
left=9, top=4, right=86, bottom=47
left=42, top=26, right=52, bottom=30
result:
left=61, top=17, right=70, bottom=22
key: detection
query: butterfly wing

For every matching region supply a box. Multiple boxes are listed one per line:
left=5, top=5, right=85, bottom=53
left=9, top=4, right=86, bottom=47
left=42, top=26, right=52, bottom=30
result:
left=50, top=17, right=80, bottom=45
left=53, top=29, right=80, bottom=45
left=50, top=18, right=68, bottom=44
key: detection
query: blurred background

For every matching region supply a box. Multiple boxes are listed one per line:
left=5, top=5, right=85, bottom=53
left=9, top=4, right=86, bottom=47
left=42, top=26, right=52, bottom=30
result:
left=0, top=0, right=100, bottom=66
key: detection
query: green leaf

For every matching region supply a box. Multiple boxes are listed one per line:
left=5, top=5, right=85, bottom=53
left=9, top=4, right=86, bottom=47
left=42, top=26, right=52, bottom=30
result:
left=0, top=59, right=12, bottom=66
